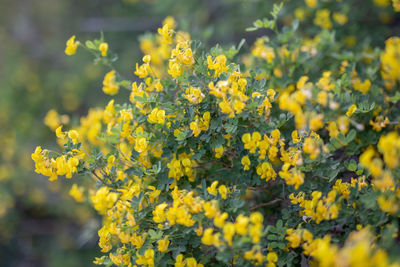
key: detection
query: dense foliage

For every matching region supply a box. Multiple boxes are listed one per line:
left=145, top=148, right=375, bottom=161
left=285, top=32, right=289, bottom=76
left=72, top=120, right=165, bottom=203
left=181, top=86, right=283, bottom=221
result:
left=32, top=0, right=400, bottom=266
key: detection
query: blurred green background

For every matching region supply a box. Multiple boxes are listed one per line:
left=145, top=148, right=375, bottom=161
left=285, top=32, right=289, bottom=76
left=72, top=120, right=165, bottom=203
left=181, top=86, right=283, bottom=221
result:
left=0, top=0, right=398, bottom=266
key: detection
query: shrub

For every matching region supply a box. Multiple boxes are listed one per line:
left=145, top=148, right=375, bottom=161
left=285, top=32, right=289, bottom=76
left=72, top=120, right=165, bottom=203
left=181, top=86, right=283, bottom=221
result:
left=33, top=1, right=400, bottom=266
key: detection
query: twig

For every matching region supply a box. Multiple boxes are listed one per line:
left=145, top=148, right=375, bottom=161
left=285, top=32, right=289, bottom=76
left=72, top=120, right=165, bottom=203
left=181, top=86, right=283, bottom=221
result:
left=249, top=198, right=282, bottom=211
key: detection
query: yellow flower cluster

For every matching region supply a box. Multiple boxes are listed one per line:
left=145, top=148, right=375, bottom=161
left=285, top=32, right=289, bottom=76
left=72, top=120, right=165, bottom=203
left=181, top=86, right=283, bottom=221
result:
left=147, top=107, right=166, bottom=124
left=174, top=254, right=203, bottom=267
left=135, top=55, right=152, bottom=79
left=167, top=153, right=197, bottom=184
left=314, top=9, right=332, bottom=30
left=360, top=132, right=400, bottom=188
left=290, top=190, right=339, bottom=224
left=152, top=187, right=201, bottom=227
left=90, top=186, right=119, bottom=215
left=189, top=111, right=210, bottom=137
left=182, top=86, right=204, bottom=104
left=302, top=133, right=322, bottom=159
left=359, top=132, right=400, bottom=214
left=207, top=54, right=229, bottom=77
left=31, top=144, right=82, bottom=181
left=381, top=37, right=400, bottom=89
left=168, top=39, right=195, bottom=78
left=202, top=211, right=267, bottom=250
left=241, top=129, right=306, bottom=188
left=102, top=70, right=119, bottom=95
left=207, top=181, right=229, bottom=199
left=34, top=8, right=400, bottom=266
left=209, top=72, right=249, bottom=118
left=307, top=228, right=400, bottom=267
left=251, top=38, right=275, bottom=63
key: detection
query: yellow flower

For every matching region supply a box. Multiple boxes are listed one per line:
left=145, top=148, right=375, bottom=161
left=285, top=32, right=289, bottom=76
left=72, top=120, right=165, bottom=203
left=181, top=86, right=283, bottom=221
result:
left=309, top=114, right=324, bottom=131
left=267, top=252, right=278, bottom=263
left=393, top=0, right=400, bottom=11
left=175, top=254, right=185, bottom=267
left=65, top=35, right=80, bottom=55
left=201, top=228, right=214, bottom=245
left=295, top=8, right=306, bottom=21
left=44, top=109, right=61, bottom=131
left=218, top=185, right=228, bottom=199
left=68, top=130, right=80, bottom=144
left=346, top=104, right=357, bottom=117
left=292, top=130, right=301, bottom=143
left=207, top=181, right=219, bottom=196
left=333, top=12, right=348, bottom=25
left=242, top=132, right=261, bottom=154
left=168, top=61, right=181, bottom=78
left=136, top=248, right=155, bottom=267
left=186, top=257, right=204, bottom=267
left=183, top=86, right=204, bottom=104
left=214, top=212, right=228, bottom=228
left=214, top=146, right=224, bottom=158
left=249, top=213, right=263, bottom=229
left=353, top=79, right=371, bottom=94
left=158, top=24, right=173, bottom=43
left=219, top=100, right=235, bottom=118
left=135, top=137, right=148, bottom=153
left=93, top=257, right=105, bottom=265
left=235, top=214, right=249, bottom=235
left=373, top=0, right=390, bottom=7
left=203, top=201, right=219, bottom=218
left=99, top=42, right=108, bottom=57
left=377, top=195, right=398, bottom=214
left=158, top=238, right=170, bottom=252
left=190, top=121, right=201, bottom=137
left=69, top=183, right=85, bottom=202
left=102, top=70, right=119, bottom=95
left=223, top=222, right=235, bottom=245
left=90, top=187, right=118, bottom=214
left=148, top=108, right=166, bottom=124
left=143, top=55, right=151, bottom=63
left=286, top=229, right=302, bottom=248
left=207, top=55, right=228, bottom=77
left=241, top=156, right=251, bottom=170
left=251, top=38, right=275, bottom=62
left=305, top=0, right=318, bottom=8
left=314, top=9, right=332, bottom=30
left=153, top=203, right=168, bottom=223
left=55, top=126, right=66, bottom=139
left=135, top=63, right=150, bottom=78
left=256, top=162, right=277, bottom=181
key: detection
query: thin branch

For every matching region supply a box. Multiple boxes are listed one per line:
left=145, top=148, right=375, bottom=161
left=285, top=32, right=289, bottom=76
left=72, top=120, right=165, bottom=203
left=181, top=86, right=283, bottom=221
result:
left=249, top=198, right=282, bottom=211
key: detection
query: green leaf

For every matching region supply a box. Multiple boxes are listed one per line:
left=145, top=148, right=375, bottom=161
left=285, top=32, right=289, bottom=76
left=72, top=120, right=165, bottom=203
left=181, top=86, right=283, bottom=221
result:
left=331, top=138, right=343, bottom=149
left=246, top=27, right=258, bottom=32
left=176, top=131, right=186, bottom=141
left=269, top=242, right=279, bottom=249
left=237, top=38, right=246, bottom=52
left=254, top=20, right=263, bottom=28
left=389, top=92, right=400, bottom=103
left=346, top=129, right=357, bottom=143
left=85, top=40, right=97, bottom=50
left=348, top=162, right=357, bottom=172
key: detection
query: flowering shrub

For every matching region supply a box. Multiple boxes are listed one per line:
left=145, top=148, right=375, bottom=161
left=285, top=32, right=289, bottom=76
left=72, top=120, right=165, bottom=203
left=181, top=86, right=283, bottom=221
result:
left=33, top=0, right=400, bottom=266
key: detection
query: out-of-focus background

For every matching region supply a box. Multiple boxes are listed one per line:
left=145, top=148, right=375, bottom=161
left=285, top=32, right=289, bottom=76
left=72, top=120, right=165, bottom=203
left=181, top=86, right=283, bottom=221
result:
left=0, top=0, right=398, bottom=266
